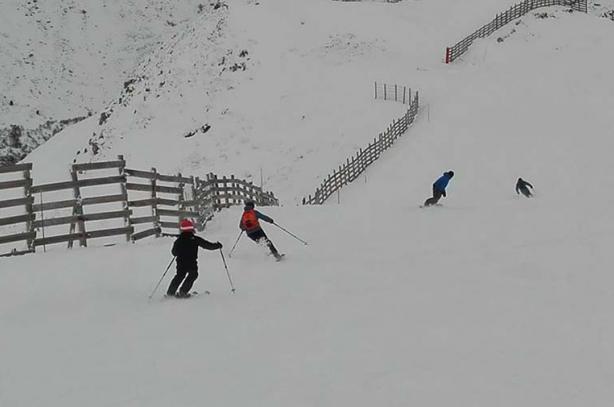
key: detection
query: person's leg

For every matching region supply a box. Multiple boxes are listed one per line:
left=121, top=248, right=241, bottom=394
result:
left=262, top=233, right=280, bottom=257
left=247, top=229, right=265, bottom=243
left=249, top=229, right=280, bottom=257
left=424, top=190, right=443, bottom=206
left=167, top=268, right=187, bottom=296
left=179, top=269, right=199, bottom=294
left=520, top=187, right=532, bottom=197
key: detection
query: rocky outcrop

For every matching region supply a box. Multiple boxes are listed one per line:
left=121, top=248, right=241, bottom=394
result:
left=0, top=116, right=88, bottom=166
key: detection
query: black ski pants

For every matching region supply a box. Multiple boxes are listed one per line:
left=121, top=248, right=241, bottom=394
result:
left=167, top=268, right=198, bottom=296
left=519, top=186, right=532, bottom=198
left=247, top=228, right=279, bottom=256
left=424, top=186, right=444, bottom=206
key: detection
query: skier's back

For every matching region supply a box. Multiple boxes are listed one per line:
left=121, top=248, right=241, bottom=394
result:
left=239, top=201, right=282, bottom=260
left=167, top=219, right=222, bottom=298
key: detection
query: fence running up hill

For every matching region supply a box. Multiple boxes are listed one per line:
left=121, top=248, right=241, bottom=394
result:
left=0, top=157, right=278, bottom=257
left=303, top=90, right=419, bottom=205
left=445, top=0, right=588, bottom=63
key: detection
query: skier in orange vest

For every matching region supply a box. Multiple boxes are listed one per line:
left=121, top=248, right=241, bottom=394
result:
left=239, top=201, right=282, bottom=260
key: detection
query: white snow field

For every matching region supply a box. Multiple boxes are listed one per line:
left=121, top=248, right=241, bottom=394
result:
left=3, top=0, right=614, bottom=406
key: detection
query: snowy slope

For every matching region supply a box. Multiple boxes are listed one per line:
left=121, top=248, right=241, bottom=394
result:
left=3, top=2, right=614, bottom=407
left=21, top=0, right=614, bottom=202
left=23, top=0, right=535, bottom=201
left=0, top=0, right=207, bottom=163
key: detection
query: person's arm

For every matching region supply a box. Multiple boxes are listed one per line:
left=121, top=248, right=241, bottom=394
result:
left=255, top=210, right=274, bottom=224
left=527, top=182, right=534, bottom=189
left=196, top=236, right=222, bottom=250
left=516, top=184, right=520, bottom=194
left=171, top=239, right=179, bottom=256
left=239, top=218, right=245, bottom=230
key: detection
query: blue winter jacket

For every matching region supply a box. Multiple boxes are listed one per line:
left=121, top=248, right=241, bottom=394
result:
left=433, top=173, right=452, bottom=192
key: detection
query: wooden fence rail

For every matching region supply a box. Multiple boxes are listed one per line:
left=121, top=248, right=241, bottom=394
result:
left=302, top=90, right=419, bottom=205
left=445, top=0, right=587, bottom=63
left=0, top=158, right=279, bottom=256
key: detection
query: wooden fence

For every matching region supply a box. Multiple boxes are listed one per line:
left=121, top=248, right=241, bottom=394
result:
left=0, top=157, right=278, bottom=256
left=31, top=156, right=131, bottom=250
left=445, top=0, right=588, bottom=63
left=302, top=91, right=419, bottom=205
left=195, top=173, right=278, bottom=209
left=0, top=163, right=35, bottom=256
left=374, top=82, right=411, bottom=105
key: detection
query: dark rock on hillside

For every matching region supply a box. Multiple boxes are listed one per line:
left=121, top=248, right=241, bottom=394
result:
left=0, top=116, right=87, bottom=166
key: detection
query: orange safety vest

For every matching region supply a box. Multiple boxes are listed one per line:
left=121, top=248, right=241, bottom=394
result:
left=241, top=210, right=261, bottom=232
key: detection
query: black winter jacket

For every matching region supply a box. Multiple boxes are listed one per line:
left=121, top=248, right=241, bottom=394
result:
left=516, top=178, right=534, bottom=194
left=172, top=232, right=221, bottom=270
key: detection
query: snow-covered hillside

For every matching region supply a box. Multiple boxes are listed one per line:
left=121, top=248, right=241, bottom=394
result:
left=19, top=0, right=614, bottom=202
left=0, top=0, right=207, bottom=163
left=2, top=0, right=614, bottom=406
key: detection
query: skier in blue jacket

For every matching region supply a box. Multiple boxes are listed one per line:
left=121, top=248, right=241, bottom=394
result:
left=424, top=171, right=454, bottom=207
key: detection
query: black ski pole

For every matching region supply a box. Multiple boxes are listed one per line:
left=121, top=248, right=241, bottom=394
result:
left=272, top=222, right=308, bottom=245
left=220, top=249, right=236, bottom=293
left=228, top=230, right=243, bottom=258
left=148, top=257, right=175, bottom=300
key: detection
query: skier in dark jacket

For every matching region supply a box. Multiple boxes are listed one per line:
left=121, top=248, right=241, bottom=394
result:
left=424, top=171, right=454, bottom=207
left=167, top=219, right=222, bottom=298
left=516, top=178, right=534, bottom=198
left=239, top=201, right=282, bottom=260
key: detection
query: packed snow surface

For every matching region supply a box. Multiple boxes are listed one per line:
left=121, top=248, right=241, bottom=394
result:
left=2, top=0, right=614, bottom=406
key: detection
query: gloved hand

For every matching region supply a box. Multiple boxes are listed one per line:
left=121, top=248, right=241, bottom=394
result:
left=442, top=191, right=446, bottom=198
left=215, top=241, right=223, bottom=249
left=268, top=218, right=274, bottom=224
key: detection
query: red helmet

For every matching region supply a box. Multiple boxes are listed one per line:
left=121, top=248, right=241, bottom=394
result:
left=179, top=219, right=195, bottom=232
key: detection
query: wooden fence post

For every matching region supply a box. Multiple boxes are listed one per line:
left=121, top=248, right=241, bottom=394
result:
left=151, top=167, right=160, bottom=237
left=22, top=167, right=35, bottom=251
left=230, top=174, right=238, bottom=205
left=211, top=173, right=220, bottom=210
left=222, top=176, right=230, bottom=208
left=191, top=176, right=201, bottom=229
left=177, top=172, right=185, bottom=227
left=68, top=166, right=87, bottom=248
left=117, top=155, right=131, bottom=242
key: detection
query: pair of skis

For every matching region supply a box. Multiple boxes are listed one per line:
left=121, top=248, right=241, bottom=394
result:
left=163, top=290, right=210, bottom=299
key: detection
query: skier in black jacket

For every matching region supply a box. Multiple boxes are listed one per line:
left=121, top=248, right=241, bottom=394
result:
left=516, top=178, right=534, bottom=198
left=167, top=219, right=222, bottom=298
